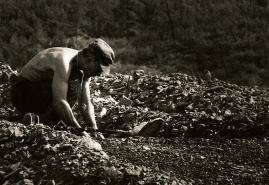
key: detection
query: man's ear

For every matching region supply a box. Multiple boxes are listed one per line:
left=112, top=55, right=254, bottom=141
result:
left=81, top=44, right=95, bottom=57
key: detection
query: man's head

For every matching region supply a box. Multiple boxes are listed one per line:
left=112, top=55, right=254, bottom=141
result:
left=78, top=38, right=115, bottom=77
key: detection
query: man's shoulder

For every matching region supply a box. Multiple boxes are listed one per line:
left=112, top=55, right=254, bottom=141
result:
left=37, top=47, right=79, bottom=68
left=41, top=47, right=78, bottom=56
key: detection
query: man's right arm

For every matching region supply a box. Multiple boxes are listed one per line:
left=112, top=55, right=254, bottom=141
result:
left=52, top=73, right=81, bottom=128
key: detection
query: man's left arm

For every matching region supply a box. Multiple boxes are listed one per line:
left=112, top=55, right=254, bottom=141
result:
left=78, top=77, right=98, bottom=129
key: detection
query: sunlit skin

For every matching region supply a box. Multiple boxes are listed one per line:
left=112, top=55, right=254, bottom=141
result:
left=19, top=39, right=114, bottom=131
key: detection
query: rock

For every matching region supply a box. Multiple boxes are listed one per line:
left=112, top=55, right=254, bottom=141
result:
left=0, top=72, right=9, bottom=84
left=124, top=166, right=142, bottom=178
left=195, top=124, right=206, bottom=130
left=170, top=129, right=180, bottom=136
left=180, top=125, right=188, bottom=132
left=132, top=122, right=148, bottom=135
left=79, top=135, right=103, bottom=151
left=18, top=179, right=34, bottom=185
left=99, top=107, right=107, bottom=118
left=104, top=166, right=122, bottom=178
left=142, top=146, right=150, bottom=151
left=133, top=70, right=145, bottom=80
left=138, top=118, right=164, bottom=137
left=39, top=180, right=56, bottom=185
left=119, top=95, right=133, bottom=106
left=58, top=144, right=73, bottom=151
left=131, top=118, right=164, bottom=137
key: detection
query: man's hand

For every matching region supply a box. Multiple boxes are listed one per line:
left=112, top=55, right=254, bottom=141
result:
left=91, top=131, right=105, bottom=140
left=81, top=130, right=105, bottom=140
left=81, top=131, right=91, bottom=138
left=84, top=127, right=105, bottom=139
left=69, top=127, right=104, bottom=139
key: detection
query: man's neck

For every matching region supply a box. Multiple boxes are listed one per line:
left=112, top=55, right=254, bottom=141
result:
left=69, top=59, right=83, bottom=81
left=70, top=53, right=80, bottom=68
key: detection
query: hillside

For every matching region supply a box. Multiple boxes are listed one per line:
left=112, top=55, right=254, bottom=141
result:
left=0, top=62, right=268, bottom=184
left=1, top=0, right=269, bottom=86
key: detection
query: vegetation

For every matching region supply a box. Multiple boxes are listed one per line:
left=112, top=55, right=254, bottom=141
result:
left=0, top=0, right=269, bottom=86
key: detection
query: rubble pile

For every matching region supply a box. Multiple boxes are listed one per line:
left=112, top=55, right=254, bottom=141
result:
left=91, top=72, right=269, bottom=138
left=0, top=61, right=268, bottom=138
left=0, top=62, right=268, bottom=184
left=0, top=121, right=179, bottom=185
left=0, top=62, right=14, bottom=116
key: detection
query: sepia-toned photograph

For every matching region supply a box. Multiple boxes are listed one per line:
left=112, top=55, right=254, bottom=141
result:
left=0, top=0, right=268, bottom=184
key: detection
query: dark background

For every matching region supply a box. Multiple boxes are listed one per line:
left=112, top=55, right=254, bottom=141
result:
left=0, top=0, right=268, bottom=86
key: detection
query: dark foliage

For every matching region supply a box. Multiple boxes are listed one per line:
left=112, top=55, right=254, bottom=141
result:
left=0, top=0, right=269, bottom=86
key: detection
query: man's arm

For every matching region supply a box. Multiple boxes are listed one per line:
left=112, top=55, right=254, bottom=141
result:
left=78, top=77, right=98, bottom=129
left=52, top=73, right=82, bottom=128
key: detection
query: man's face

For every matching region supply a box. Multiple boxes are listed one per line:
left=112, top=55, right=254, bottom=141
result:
left=80, top=56, right=103, bottom=77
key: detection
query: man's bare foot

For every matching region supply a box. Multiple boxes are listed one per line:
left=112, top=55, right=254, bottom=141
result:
left=22, top=113, right=40, bottom=125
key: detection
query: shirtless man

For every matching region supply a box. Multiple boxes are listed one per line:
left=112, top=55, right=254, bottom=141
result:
left=11, top=38, right=114, bottom=133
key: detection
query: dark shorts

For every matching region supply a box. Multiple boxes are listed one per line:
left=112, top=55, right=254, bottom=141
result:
left=10, top=76, right=79, bottom=116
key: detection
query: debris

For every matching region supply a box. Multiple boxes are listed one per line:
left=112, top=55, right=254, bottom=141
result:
left=99, top=108, right=107, bottom=118
left=0, top=62, right=268, bottom=184
left=124, top=166, right=142, bottom=178
left=142, top=146, right=150, bottom=151
left=138, top=118, right=164, bottom=137
left=118, top=95, right=133, bottom=106
left=88, top=73, right=269, bottom=138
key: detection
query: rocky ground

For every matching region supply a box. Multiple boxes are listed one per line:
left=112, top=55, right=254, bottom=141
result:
left=0, top=63, right=268, bottom=184
left=101, top=137, right=268, bottom=185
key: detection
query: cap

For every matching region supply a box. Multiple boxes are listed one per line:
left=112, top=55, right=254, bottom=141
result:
left=90, top=38, right=115, bottom=65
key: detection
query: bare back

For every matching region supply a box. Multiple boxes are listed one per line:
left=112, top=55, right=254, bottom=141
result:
left=20, top=47, right=79, bottom=81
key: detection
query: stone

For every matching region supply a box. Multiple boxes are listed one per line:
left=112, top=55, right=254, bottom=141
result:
left=119, top=95, right=133, bottom=106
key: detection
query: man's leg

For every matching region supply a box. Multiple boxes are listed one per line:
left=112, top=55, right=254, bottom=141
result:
left=11, top=78, right=57, bottom=124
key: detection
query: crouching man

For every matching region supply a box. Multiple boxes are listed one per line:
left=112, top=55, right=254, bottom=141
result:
left=10, top=38, right=114, bottom=136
